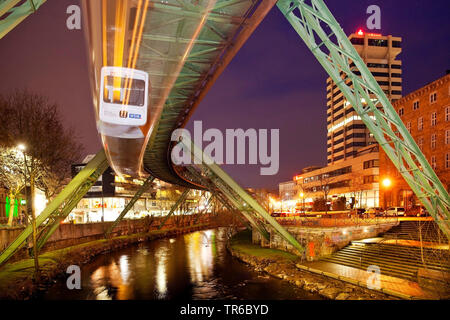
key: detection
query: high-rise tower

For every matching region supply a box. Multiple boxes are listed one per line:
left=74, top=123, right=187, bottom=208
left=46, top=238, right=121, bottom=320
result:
left=326, top=29, right=402, bottom=164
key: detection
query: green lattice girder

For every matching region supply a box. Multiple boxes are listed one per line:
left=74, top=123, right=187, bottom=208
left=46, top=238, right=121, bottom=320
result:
left=0, top=150, right=108, bottom=266
left=104, top=175, right=155, bottom=238
left=158, top=188, right=190, bottom=229
left=277, top=0, right=450, bottom=240
left=185, top=165, right=267, bottom=237
left=180, top=137, right=305, bottom=253
left=142, top=0, right=277, bottom=187
left=0, top=0, right=47, bottom=39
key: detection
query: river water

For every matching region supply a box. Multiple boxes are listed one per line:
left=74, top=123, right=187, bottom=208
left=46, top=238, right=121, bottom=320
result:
left=41, top=228, right=321, bottom=300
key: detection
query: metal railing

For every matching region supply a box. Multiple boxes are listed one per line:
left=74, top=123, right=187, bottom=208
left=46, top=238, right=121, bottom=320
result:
left=275, top=215, right=398, bottom=228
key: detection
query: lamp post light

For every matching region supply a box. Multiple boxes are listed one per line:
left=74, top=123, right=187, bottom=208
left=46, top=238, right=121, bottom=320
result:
left=17, top=143, right=39, bottom=278
left=382, top=177, right=392, bottom=211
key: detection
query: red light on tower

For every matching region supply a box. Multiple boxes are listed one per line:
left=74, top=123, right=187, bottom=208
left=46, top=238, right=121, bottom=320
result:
left=357, top=29, right=364, bottom=36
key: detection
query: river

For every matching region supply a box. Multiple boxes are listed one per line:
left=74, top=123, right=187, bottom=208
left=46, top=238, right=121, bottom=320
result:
left=41, top=228, right=321, bottom=300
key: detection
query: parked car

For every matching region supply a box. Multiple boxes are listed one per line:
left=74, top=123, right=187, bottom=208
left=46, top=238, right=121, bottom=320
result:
left=365, top=207, right=384, bottom=216
left=385, top=207, right=405, bottom=216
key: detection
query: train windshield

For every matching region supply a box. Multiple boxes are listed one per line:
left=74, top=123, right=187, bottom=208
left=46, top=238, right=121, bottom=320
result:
left=103, top=76, right=145, bottom=106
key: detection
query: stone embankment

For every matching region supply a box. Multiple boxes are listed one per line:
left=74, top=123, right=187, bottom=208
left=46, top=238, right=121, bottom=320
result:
left=228, top=230, right=397, bottom=300
left=0, top=224, right=209, bottom=300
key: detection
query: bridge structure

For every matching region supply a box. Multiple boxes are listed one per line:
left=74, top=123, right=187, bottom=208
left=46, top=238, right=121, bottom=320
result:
left=0, top=0, right=448, bottom=267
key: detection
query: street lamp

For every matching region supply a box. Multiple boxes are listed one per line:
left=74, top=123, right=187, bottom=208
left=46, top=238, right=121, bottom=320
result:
left=382, top=177, right=392, bottom=210
left=17, top=144, right=27, bottom=223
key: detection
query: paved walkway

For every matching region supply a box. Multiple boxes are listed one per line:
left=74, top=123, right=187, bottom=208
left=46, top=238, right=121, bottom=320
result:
left=353, top=237, right=449, bottom=250
left=300, top=260, right=439, bottom=299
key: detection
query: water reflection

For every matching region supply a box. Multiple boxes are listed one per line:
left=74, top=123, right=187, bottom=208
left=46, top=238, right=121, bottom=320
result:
left=42, top=228, right=321, bottom=300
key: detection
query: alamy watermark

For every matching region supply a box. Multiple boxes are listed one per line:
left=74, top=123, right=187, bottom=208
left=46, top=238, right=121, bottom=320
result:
left=66, top=265, right=81, bottom=290
left=366, top=5, right=381, bottom=30
left=171, top=121, right=280, bottom=176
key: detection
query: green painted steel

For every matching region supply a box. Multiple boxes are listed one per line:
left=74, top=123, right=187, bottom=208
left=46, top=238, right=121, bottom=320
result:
left=142, top=0, right=277, bottom=187
left=181, top=137, right=305, bottom=253
left=193, top=193, right=214, bottom=224
left=0, top=0, right=47, bottom=39
left=158, top=189, right=190, bottom=230
left=104, top=175, right=155, bottom=238
left=277, top=0, right=450, bottom=239
left=184, top=165, right=268, bottom=238
left=0, top=150, right=108, bottom=266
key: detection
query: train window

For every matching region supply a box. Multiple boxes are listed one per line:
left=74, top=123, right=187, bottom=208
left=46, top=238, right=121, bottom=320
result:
left=103, top=76, right=145, bottom=106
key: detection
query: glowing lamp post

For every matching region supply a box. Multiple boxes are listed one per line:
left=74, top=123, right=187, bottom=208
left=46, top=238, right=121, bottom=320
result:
left=382, top=177, right=392, bottom=210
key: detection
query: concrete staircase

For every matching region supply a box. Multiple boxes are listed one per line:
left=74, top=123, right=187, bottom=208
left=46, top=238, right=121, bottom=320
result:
left=381, top=221, right=447, bottom=243
left=321, top=221, right=449, bottom=282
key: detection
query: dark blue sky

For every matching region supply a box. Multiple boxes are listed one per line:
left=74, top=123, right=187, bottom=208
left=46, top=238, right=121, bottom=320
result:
left=0, top=0, right=449, bottom=190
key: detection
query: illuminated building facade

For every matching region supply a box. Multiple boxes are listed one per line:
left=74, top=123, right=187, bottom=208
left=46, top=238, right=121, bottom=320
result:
left=327, top=30, right=402, bottom=164
left=295, top=145, right=380, bottom=209
left=379, top=73, right=450, bottom=209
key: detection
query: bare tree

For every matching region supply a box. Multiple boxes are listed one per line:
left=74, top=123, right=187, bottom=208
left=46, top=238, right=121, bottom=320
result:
left=0, top=90, right=84, bottom=275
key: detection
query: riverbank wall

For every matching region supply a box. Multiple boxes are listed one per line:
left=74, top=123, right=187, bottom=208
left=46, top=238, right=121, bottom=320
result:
left=252, top=221, right=397, bottom=260
left=0, top=223, right=213, bottom=300
left=228, top=230, right=397, bottom=300
left=0, top=214, right=217, bottom=263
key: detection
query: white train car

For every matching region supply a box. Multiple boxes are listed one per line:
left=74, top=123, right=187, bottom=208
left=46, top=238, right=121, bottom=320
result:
left=100, top=66, right=149, bottom=126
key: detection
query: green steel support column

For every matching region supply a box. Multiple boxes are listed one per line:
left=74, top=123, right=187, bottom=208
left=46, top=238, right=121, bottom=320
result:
left=184, top=165, right=268, bottom=238
left=158, top=189, right=190, bottom=230
left=193, top=193, right=214, bottom=224
left=0, top=0, right=47, bottom=39
left=277, top=0, right=450, bottom=239
left=105, top=175, right=155, bottom=238
left=180, top=138, right=304, bottom=253
left=215, top=193, right=251, bottom=229
left=0, top=150, right=108, bottom=266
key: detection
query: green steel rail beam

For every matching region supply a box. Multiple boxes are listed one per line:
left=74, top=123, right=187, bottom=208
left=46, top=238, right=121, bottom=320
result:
left=104, top=175, right=155, bottom=238
left=180, top=138, right=304, bottom=253
left=0, top=0, right=47, bottom=39
left=0, top=150, right=108, bottom=266
left=158, top=189, right=190, bottom=230
left=277, top=0, right=450, bottom=240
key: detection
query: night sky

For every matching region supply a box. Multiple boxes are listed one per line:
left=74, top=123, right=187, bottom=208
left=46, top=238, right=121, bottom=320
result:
left=0, top=0, right=449, bottom=190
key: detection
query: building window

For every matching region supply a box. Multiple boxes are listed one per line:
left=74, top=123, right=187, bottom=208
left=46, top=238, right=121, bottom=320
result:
left=431, top=134, right=436, bottom=149
left=363, top=159, right=380, bottom=169
left=418, top=137, right=423, bottom=150
left=418, top=117, right=423, bottom=131
left=430, top=92, right=437, bottom=104
left=363, top=175, right=379, bottom=184
left=446, top=130, right=450, bottom=145
left=446, top=153, right=450, bottom=169
left=406, top=122, right=411, bottom=133
left=431, top=112, right=437, bottom=126
left=398, top=108, right=404, bottom=116
left=413, top=100, right=419, bottom=110
left=431, top=156, right=436, bottom=170
left=446, top=106, right=450, bottom=122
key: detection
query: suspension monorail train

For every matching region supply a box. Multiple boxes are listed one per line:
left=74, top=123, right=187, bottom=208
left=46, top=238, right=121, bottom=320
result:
left=99, top=66, right=149, bottom=126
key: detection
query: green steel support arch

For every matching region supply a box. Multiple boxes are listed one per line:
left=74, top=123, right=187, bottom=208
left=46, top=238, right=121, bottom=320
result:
left=277, top=0, right=450, bottom=239
left=180, top=137, right=305, bottom=254
left=0, top=0, right=47, bottom=39
left=158, top=189, right=190, bottom=230
left=104, top=175, right=155, bottom=238
left=215, top=192, right=252, bottom=229
left=193, top=193, right=214, bottom=224
left=184, top=165, right=269, bottom=238
left=0, top=150, right=108, bottom=266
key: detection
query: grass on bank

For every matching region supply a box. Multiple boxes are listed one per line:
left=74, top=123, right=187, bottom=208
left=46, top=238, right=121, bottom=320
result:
left=229, top=229, right=299, bottom=263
